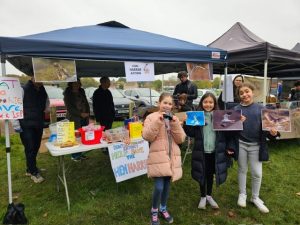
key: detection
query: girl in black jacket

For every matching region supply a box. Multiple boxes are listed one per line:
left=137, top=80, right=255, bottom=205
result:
left=184, top=92, right=232, bottom=210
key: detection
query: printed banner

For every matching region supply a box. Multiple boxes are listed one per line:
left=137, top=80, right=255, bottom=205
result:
left=124, top=62, right=155, bottom=82
left=108, top=139, right=149, bottom=183
left=33, top=58, right=77, bottom=83
left=0, top=77, right=23, bottom=120
left=186, top=63, right=213, bottom=81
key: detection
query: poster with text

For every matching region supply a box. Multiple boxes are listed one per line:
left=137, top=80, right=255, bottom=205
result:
left=124, top=62, right=155, bottom=82
left=33, top=58, right=77, bottom=83
left=186, top=63, right=213, bottom=81
left=108, top=139, right=149, bottom=183
left=262, top=109, right=291, bottom=132
left=213, top=110, right=243, bottom=131
left=0, top=77, right=23, bottom=120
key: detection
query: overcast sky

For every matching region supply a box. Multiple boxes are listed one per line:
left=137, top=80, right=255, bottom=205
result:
left=1, top=0, right=299, bottom=75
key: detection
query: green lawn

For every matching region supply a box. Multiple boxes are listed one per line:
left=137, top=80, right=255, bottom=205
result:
left=0, top=128, right=299, bottom=225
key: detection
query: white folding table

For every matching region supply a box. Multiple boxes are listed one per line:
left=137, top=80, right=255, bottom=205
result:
left=45, top=141, right=112, bottom=211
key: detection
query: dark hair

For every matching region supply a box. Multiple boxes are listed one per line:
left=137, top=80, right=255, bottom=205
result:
left=197, top=92, right=218, bottom=111
left=237, top=83, right=255, bottom=95
left=159, top=92, right=173, bottom=103
left=67, top=78, right=81, bottom=87
left=294, top=80, right=300, bottom=87
left=233, top=75, right=244, bottom=84
left=100, top=76, right=110, bottom=84
left=177, top=71, right=188, bottom=78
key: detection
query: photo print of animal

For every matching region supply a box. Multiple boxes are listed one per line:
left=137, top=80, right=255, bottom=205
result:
left=186, top=63, right=213, bottom=81
left=212, top=110, right=243, bottom=131
left=32, top=58, right=77, bottom=83
left=261, top=109, right=291, bottom=132
left=186, top=111, right=205, bottom=126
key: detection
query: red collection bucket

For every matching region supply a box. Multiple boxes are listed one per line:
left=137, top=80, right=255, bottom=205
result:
left=78, top=126, right=105, bottom=145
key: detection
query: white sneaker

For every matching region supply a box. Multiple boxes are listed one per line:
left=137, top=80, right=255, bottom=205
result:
left=198, top=197, right=206, bottom=209
left=206, top=196, right=219, bottom=209
left=237, top=193, right=247, bottom=208
left=250, top=197, right=269, bottom=213
left=31, top=174, right=45, bottom=183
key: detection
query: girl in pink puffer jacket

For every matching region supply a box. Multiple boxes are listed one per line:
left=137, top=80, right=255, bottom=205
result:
left=143, top=92, right=186, bottom=225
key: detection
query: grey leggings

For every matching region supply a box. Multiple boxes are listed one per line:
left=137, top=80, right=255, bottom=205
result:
left=238, top=140, right=262, bottom=199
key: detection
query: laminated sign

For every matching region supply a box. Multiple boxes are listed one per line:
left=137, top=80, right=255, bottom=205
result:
left=129, top=122, right=143, bottom=139
left=56, top=121, right=75, bottom=144
left=124, top=62, right=155, bottom=82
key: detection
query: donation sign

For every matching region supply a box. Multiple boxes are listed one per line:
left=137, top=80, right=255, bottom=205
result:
left=0, top=77, right=23, bottom=120
left=124, top=62, right=155, bottom=82
left=56, top=121, right=75, bottom=144
left=108, top=139, right=149, bottom=183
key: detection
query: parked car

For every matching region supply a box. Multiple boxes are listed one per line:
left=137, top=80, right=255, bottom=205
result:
left=123, top=88, right=160, bottom=107
left=44, top=86, right=67, bottom=126
left=85, top=87, right=134, bottom=119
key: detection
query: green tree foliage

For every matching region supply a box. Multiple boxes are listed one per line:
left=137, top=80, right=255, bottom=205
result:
left=6, top=74, right=30, bottom=85
left=212, top=77, right=221, bottom=88
left=151, top=80, right=162, bottom=91
left=193, top=80, right=212, bottom=89
left=80, top=77, right=99, bottom=88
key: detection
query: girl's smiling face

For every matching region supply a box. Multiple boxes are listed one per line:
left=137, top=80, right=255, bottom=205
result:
left=158, top=96, right=173, bottom=113
left=202, top=96, right=215, bottom=112
left=239, top=86, right=254, bottom=105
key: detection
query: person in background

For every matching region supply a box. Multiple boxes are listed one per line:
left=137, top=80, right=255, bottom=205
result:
left=19, top=77, right=48, bottom=183
left=288, top=80, right=300, bottom=109
left=277, top=81, right=282, bottom=101
left=143, top=93, right=186, bottom=225
left=173, top=71, right=198, bottom=109
left=183, top=92, right=232, bottom=210
left=92, top=77, right=115, bottom=130
left=177, top=93, right=193, bottom=112
left=63, top=79, right=90, bottom=161
left=218, top=75, right=244, bottom=109
left=227, top=83, right=279, bottom=213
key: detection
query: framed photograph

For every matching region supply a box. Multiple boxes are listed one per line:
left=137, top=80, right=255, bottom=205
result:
left=33, top=57, right=77, bottom=83
left=262, top=109, right=291, bottom=132
left=186, top=111, right=205, bottom=126
left=213, top=110, right=243, bottom=131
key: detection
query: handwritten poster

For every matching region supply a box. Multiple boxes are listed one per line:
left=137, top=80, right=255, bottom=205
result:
left=56, top=121, right=75, bottom=144
left=108, top=139, right=149, bottom=183
left=0, top=77, right=23, bottom=120
left=124, top=62, right=155, bottom=82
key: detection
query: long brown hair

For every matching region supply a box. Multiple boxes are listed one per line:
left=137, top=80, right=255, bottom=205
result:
left=197, top=92, right=218, bottom=111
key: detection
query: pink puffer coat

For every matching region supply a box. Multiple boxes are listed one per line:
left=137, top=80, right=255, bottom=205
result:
left=142, top=112, right=186, bottom=182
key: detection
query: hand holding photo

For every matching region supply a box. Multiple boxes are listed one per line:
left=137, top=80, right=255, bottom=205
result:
left=213, top=110, right=243, bottom=130
left=262, top=109, right=291, bottom=132
left=186, top=111, right=205, bottom=126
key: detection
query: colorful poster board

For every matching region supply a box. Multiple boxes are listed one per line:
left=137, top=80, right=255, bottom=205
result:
left=0, top=77, right=23, bottom=120
left=213, top=110, right=243, bottom=131
left=262, top=109, right=291, bottom=132
left=186, top=111, right=205, bottom=126
left=124, top=62, right=155, bottom=82
left=56, top=121, right=75, bottom=144
left=32, top=58, right=77, bottom=83
left=108, top=139, right=149, bottom=182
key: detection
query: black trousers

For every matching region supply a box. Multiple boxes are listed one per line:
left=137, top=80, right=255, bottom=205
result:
left=20, top=127, right=43, bottom=175
left=200, top=152, right=215, bottom=197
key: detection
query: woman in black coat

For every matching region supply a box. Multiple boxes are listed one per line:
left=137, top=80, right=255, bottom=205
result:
left=183, top=92, right=232, bottom=210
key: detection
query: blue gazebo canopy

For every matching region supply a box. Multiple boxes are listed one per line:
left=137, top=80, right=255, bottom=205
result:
left=0, top=21, right=226, bottom=77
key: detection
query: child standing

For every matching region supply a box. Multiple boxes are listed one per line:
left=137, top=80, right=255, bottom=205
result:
left=184, top=92, right=232, bottom=210
left=227, top=83, right=279, bottom=213
left=143, top=93, right=186, bottom=225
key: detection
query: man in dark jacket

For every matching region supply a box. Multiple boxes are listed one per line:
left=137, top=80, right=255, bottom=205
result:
left=19, top=77, right=48, bottom=183
left=173, top=71, right=197, bottom=109
left=92, top=76, right=115, bottom=130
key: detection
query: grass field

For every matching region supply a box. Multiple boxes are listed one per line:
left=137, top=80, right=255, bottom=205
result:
left=0, top=125, right=299, bottom=225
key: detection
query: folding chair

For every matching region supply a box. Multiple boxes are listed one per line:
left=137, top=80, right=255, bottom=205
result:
left=182, top=136, right=192, bottom=164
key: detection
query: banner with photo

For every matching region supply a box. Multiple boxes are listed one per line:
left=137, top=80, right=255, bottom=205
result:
left=108, top=139, right=149, bottom=183
left=186, top=63, right=213, bottom=81
left=213, top=110, right=243, bottom=131
left=32, top=58, right=77, bottom=83
left=0, top=77, right=23, bottom=120
left=124, top=62, right=155, bottom=82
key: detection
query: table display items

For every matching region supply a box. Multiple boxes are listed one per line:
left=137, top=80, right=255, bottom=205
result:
left=78, top=124, right=105, bottom=145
